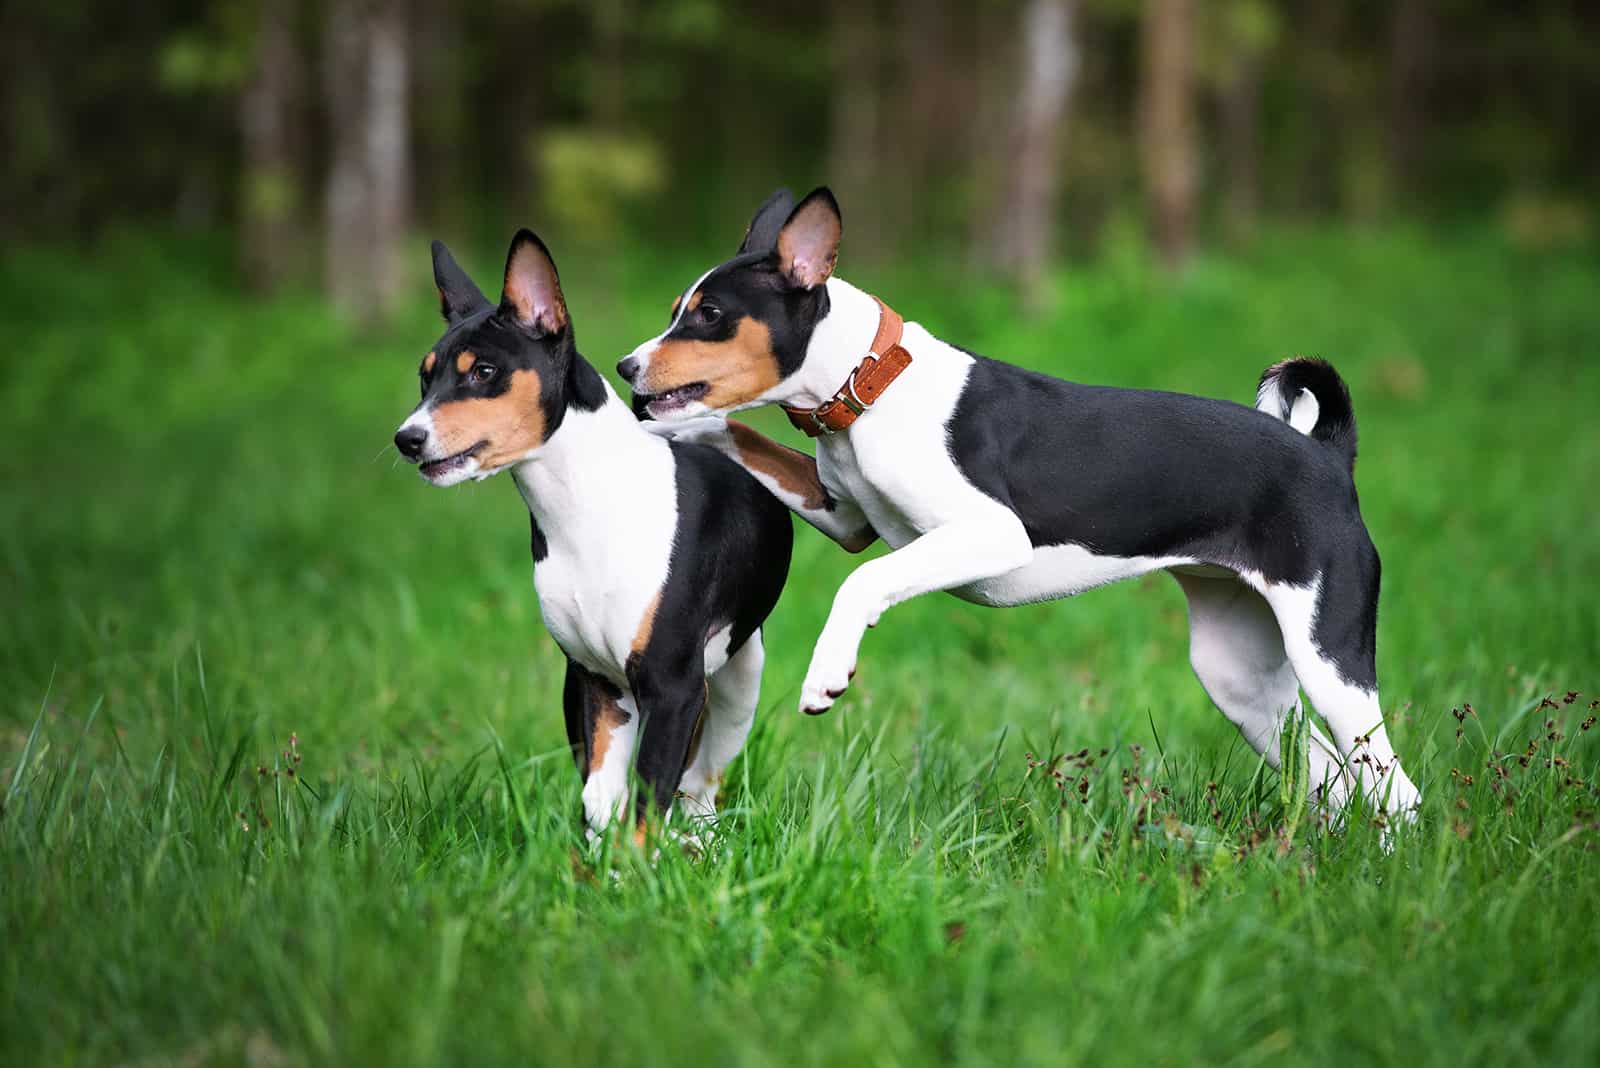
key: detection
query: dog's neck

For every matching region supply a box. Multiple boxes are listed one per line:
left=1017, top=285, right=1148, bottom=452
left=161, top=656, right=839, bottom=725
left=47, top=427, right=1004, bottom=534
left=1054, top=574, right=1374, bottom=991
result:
left=781, top=276, right=921, bottom=409
left=510, top=377, right=661, bottom=538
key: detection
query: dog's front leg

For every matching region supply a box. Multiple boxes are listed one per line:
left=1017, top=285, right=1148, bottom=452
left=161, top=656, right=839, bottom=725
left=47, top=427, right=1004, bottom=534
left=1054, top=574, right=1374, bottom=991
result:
left=644, top=417, right=876, bottom=552
left=799, top=514, right=1033, bottom=714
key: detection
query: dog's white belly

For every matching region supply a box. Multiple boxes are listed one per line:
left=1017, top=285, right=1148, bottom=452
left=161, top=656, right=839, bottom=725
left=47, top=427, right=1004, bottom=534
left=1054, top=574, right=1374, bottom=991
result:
left=952, top=542, right=1195, bottom=607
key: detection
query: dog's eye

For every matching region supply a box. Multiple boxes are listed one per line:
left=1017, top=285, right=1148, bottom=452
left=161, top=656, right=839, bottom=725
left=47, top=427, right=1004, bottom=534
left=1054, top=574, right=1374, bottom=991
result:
left=698, top=302, right=722, bottom=325
left=471, top=363, right=497, bottom=384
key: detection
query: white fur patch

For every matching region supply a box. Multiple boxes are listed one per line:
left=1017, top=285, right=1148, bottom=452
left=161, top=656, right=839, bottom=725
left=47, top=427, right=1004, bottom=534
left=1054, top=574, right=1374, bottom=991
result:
left=1287, top=387, right=1320, bottom=435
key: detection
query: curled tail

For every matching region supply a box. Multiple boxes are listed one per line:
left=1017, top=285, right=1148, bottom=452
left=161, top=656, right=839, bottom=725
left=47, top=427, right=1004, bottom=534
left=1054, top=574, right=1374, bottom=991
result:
left=1255, top=357, right=1358, bottom=470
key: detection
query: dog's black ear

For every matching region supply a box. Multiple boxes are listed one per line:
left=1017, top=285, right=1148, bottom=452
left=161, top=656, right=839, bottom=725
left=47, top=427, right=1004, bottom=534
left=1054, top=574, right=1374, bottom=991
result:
left=431, top=240, right=492, bottom=324
left=500, top=229, right=568, bottom=336
left=776, top=187, right=841, bottom=290
left=739, top=187, right=796, bottom=256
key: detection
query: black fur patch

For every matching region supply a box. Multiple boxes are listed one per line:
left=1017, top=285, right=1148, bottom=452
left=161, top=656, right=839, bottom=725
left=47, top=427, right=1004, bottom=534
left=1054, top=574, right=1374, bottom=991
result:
left=622, top=439, right=793, bottom=820
left=657, top=251, right=829, bottom=383
left=529, top=512, right=547, bottom=563
left=946, top=356, right=1380, bottom=689
left=1259, top=357, right=1358, bottom=470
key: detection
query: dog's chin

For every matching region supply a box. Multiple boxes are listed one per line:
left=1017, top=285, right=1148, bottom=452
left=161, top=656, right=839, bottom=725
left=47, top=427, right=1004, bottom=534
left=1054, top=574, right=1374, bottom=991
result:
left=419, top=458, right=478, bottom=487
left=418, top=442, right=486, bottom=487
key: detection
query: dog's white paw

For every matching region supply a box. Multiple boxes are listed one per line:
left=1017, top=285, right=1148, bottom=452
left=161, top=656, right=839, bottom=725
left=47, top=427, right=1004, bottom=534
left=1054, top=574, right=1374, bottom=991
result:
left=798, top=623, right=863, bottom=716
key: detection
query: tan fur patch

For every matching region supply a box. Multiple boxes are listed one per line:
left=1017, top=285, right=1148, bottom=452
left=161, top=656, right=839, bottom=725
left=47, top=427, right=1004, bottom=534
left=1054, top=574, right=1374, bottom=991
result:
left=632, top=590, right=663, bottom=658
left=643, top=318, right=780, bottom=410
left=455, top=351, right=477, bottom=374
left=728, top=421, right=829, bottom=510
left=668, top=291, right=701, bottom=322
left=427, top=368, right=545, bottom=468
left=587, top=685, right=630, bottom=778
left=422, top=351, right=437, bottom=374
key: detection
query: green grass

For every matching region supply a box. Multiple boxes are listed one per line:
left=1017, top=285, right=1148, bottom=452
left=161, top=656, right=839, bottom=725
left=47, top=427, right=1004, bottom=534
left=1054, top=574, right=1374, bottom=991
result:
left=3, top=226, right=1599, bottom=1066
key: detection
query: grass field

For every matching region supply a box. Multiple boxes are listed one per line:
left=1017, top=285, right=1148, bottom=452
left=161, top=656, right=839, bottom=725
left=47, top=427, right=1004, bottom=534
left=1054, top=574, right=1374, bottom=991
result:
left=3, top=226, right=1599, bottom=1066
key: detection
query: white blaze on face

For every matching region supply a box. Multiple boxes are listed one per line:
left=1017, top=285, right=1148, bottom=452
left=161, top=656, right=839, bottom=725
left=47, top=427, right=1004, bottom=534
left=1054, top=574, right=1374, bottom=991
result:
left=394, top=403, right=484, bottom=487
left=622, top=264, right=721, bottom=381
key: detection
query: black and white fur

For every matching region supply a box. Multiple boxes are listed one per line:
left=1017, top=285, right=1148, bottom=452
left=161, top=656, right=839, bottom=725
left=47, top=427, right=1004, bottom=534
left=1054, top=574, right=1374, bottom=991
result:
left=393, top=231, right=793, bottom=838
left=621, top=188, right=1420, bottom=816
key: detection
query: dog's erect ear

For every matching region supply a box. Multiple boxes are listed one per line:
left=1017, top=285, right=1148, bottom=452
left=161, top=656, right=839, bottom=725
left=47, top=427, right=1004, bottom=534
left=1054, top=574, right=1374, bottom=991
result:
left=431, top=240, right=492, bottom=324
left=500, top=229, right=568, bottom=336
left=738, top=188, right=797, bottom=256
left=776, top=187, right=841, bottom=290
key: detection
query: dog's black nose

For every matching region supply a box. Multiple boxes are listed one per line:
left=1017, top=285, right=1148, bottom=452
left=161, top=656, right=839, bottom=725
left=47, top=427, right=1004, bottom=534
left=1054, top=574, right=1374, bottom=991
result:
left=394, top=426, right=428, bottom=461
left=616, top=355, right=639, bottom=382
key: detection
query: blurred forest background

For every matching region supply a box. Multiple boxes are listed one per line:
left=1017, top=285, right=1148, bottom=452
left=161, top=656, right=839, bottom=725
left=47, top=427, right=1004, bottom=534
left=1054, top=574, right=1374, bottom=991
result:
left=4, top=0, right=1597, bottom=315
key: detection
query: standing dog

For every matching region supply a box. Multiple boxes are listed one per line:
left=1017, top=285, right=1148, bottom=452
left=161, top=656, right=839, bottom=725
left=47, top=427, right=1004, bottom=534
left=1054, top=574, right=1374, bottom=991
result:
left=619, top=188, right=1420, bottom=815
left=394, top=230, right=793, bottom=839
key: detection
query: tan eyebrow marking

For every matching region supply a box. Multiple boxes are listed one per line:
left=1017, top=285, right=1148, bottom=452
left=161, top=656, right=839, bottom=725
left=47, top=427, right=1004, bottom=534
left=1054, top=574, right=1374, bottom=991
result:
left=456, top=351, right=477, bottom=374
left=422, top=351, right=437, bottom=374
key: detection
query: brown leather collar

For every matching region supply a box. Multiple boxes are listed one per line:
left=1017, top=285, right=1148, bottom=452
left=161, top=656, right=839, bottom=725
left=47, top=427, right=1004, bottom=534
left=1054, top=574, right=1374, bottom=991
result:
left=783, top=297, right=913, bottom=437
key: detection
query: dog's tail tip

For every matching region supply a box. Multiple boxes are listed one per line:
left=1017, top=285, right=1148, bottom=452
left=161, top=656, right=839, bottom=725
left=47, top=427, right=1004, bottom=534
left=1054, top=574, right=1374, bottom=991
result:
left=1255, top=357, right=1358, bottom=470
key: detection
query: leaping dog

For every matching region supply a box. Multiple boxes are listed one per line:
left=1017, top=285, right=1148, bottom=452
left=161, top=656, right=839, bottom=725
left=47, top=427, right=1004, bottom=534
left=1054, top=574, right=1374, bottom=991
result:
left=619, top=187, right=1420, bottom=816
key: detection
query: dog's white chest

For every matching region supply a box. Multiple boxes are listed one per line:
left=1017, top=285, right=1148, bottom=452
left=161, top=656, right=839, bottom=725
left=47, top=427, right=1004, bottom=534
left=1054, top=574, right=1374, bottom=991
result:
left=532, top=549, right=636, bottom=678
left=817, top=337, right=991, bottom=549
left=514, top=411, right=680, bottom=683
left=817, top=441, right=923, bottom=549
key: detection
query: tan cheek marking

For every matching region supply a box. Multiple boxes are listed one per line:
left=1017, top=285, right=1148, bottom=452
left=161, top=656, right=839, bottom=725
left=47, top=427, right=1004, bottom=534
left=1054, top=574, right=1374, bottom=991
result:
left=643, top=318, right=781, bottom=410
left=422, top=351, right=436, bottom=374
left=632, top=590, right=663, bottom=658
left=428, top=369, right=545, bottom=467
left=455, top=351, right=477, bottom=374
left=587, top=683, right=631, bottom=778
left=727, top=421, right=829, bottom=511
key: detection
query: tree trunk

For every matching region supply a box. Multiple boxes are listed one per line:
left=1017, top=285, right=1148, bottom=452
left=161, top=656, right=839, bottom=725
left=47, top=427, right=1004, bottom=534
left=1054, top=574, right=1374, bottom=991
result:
left=1140, top=0, right=1196, bottom=271
left=239, top=0, right=304, bottom=293
left=412, top=3, right=464, bottom=234
left=828, top=0, right=881, bottom=260
left=1387, top=0, right=1432, bottom=205
left=1221, top=50, right=1260, bottom=244
left=997, top=0, right=1077, bottom=304
left=324, top=0, right=411, bottom=322
left=885, top=0, right=951, bottom=243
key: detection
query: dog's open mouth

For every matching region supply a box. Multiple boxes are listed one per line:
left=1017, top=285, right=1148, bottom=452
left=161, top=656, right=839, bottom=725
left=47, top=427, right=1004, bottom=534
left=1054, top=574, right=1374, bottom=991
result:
left=419, top=441, right=486, bottom=481
left=640, top=382, right=709, bottom=418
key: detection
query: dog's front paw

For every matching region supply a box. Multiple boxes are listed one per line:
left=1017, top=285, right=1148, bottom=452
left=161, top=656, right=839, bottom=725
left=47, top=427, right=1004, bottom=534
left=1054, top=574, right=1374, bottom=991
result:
left=798, top=624, right=863, bottom=716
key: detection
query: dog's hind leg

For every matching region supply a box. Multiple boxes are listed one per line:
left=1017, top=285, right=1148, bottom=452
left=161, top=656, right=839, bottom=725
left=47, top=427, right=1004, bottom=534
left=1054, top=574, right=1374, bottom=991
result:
left=1252, top=560, right=1422, bottom=817
left=677, top=629, right=764, bottom=825
left=1175, top=572, right=1354, bottom=807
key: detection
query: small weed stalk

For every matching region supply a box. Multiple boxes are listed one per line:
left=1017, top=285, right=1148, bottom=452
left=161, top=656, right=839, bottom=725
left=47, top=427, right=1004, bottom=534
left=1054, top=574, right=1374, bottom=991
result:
left=1278, top=707, right=1311, bottom=848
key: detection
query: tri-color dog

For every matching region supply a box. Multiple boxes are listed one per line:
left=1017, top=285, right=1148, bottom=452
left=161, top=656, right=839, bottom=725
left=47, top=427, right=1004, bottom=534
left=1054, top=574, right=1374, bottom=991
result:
left=621, top=187, right=1421, bottom=816
left=393, top=230, right=793, bottom=839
